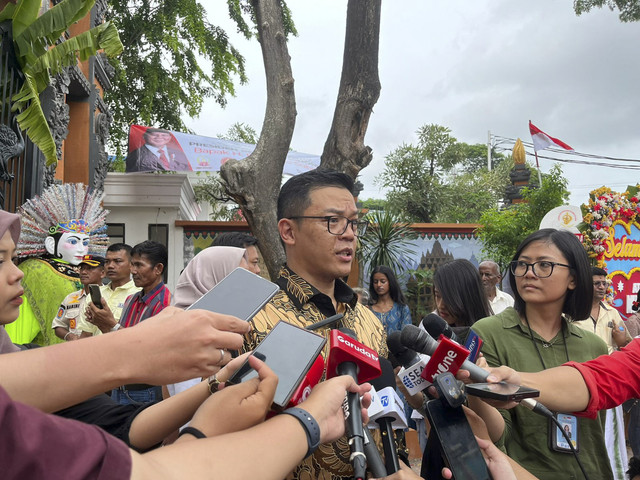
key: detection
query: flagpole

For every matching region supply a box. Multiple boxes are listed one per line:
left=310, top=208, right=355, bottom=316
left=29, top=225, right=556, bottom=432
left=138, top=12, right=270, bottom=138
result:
left=534, top=151, right=543, bottom=186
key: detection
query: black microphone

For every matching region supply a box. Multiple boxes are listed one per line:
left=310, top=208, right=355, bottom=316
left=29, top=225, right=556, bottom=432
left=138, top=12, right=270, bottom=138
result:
left=422, top=313, right=460, bottom=343
left=387, top=331, right=421, bottom=368
left=400, top=325, right=490, bottom=382
left=369, top=358, right=401, bottom=474
left=402, top=325, right=554, bottom=418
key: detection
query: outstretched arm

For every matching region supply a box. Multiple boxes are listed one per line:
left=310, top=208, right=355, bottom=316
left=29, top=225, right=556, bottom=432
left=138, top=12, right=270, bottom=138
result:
left=130, top=357, right=372, bottom=480
left=0, top=307, right=251, bottom=412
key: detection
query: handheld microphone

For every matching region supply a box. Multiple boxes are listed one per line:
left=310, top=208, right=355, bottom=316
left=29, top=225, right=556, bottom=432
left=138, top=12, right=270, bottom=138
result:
left=400, top=325, right=489, bottom=383
left=305, top=313, right=344, bottom=331
left=388, top=330, right=431, bottom=395
left=326, top=328, right=382, bottom=480
left=369, top=358, right=403, bottom=474
left=403, top=326, right=554, bottom=419
left=387, top=331, right=421, bottom=367
left=421, top=314, right=483, bottom=362
left=422, top=313, right=459, bottom=343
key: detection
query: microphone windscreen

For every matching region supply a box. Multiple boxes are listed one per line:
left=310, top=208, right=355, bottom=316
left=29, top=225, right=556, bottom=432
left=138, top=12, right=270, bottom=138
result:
left=369, top=357, right=396, bottom=391
left=422, top=313, right=458, bottom=343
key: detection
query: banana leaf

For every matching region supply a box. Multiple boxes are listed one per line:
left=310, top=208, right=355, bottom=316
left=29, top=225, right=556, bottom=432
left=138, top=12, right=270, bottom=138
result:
left=8, top=0, right=40, bottom=38
left=14, top=0, right=96, bottom=66
left=10, top=73, right=57, bottom=165
left=24, top=21, right=123, bottom=93
left=0, top=2, right=17, bottom=23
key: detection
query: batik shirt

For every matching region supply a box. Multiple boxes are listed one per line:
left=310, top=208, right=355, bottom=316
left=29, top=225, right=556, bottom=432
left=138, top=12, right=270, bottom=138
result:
left=247, top=266, right=387, bottom=480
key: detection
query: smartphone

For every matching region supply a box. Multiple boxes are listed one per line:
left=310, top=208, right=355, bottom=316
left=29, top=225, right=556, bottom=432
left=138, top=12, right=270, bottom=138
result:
left=89, top=284, right=103, bottom=309
left=226, top=321, right=326, bottom=408
left=465, top=382, right=540, bottom=402
left=187, top=267, right=279, bottom=321
left=425, top=400, right=491, bottom=480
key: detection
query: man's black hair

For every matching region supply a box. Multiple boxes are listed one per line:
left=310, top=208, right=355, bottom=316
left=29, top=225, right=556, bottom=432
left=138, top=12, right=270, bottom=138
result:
left=212, top=232, right=258, bottom=248
left=131, top=241, right=167, bottom=270
left=107, top=243, right=132, bottom=257
left=277, top=168, right=355, bottom=221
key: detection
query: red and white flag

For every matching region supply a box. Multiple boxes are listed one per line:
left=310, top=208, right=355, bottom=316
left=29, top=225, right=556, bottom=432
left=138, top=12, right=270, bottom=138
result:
left=529, top=121, right=573, bottom=152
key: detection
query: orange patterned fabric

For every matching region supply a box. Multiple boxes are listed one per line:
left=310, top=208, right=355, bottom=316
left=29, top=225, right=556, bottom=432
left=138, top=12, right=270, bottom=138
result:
left=247, top=266, right=387, bottom=480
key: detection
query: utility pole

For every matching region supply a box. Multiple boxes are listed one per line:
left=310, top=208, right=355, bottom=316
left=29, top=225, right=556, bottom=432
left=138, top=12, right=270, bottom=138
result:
left=487, top=130, right=492, bottom=171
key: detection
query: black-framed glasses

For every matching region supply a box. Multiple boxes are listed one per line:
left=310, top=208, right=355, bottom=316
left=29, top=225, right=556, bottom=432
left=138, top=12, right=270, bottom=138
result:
left=288, top=215, right=368, bottom=236
left=510, top=260, right=571, bottom=278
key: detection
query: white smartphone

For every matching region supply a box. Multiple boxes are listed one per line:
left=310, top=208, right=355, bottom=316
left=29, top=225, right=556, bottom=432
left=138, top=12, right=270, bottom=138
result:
left=186, top=267, right=279, bottom=321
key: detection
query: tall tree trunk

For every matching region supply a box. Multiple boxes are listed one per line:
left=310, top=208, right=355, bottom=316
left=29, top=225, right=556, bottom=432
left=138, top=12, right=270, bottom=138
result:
left=320, top=0, right=382, bottom=179
left=220, top=0, right=296, bottom=280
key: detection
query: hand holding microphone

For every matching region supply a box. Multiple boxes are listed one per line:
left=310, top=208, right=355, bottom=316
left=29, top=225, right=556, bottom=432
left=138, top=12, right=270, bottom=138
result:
left=326, top=328, right=382, bottom=480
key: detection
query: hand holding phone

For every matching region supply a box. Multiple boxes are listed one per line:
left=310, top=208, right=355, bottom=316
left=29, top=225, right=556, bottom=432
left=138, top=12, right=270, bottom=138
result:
left=465, top=382, right=540, bottom=402
left=89, top=284, right=103, bottom=309
left=187, top=267, right=279, bottom=322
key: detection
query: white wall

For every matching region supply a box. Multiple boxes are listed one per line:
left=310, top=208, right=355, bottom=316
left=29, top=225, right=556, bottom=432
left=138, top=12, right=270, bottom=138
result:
left=103, top=173, right=201, bottom=291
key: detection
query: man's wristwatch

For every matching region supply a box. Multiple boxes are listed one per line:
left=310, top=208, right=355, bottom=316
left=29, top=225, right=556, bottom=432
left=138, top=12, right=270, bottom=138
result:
left=110, top=323, right=121, bottom=331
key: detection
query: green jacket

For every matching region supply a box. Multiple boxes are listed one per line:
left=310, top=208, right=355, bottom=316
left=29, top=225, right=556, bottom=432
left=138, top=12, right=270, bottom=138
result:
left=472, top=307, right=612, bottom=480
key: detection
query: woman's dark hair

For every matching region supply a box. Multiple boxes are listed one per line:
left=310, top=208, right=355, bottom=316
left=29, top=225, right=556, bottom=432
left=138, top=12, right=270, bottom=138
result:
left=369, top=265, right=406, bottom=305
left=508, top=228, right=592, bottom=321
left=433, top=259, right=491, bottom=327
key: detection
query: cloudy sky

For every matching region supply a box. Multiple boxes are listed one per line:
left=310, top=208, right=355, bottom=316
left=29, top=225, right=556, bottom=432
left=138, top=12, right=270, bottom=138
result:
left=185, top=1, right=640, bottom=206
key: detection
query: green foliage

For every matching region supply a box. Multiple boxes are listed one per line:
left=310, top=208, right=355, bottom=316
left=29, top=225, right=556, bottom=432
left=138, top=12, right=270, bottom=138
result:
left=358, top=210, right=417, bottom=277
left=193, top=172, right=241, bottom=221
left=108, top=156, right=125, bottom=172
left=476, top=164, right=570, bottom=272
left=105, top=0, right=250, bottom=156
left=377, top=123, right=511, bottom=223
left=405, top=268, right=434, bottom=320
left=574, top=0, right=640, bottom=22
left=192, top=122, right=259, bottom=220
left=3, top=0, right=123, bottom=165
left=359, top=197, right=387, bottom=212
left=217, top=122, right=259, bottom=144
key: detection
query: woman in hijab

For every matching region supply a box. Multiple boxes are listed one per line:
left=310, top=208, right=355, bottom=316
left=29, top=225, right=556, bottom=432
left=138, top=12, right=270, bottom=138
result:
left=168, top=246, right=249, bottom=396
left=173, top=246, right=248, bottom=310
left=0, top=210, right=24, bottom=355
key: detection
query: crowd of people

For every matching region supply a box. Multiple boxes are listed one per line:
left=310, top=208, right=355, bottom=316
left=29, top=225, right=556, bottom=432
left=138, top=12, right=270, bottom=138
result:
left=1, top=168, right=640, bottom=480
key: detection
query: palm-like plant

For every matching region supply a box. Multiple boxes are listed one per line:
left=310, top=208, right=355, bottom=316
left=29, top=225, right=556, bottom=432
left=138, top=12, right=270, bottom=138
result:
left=358, top=209, right=417, bottom=277
left=0, top=0, right=123, bottom=166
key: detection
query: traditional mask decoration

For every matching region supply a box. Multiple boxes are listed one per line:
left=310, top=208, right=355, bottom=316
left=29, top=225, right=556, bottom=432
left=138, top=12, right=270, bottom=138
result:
left=17, top=183, right=109, bottom=265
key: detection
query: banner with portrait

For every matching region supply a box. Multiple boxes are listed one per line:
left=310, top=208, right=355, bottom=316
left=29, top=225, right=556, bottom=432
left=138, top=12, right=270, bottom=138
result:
left=124, top=124, right=320, bottom=175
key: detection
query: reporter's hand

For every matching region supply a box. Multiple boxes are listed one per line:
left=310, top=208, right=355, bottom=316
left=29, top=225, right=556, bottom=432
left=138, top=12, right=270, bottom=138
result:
left=298, top=376, right=372, bottom=444
left=441, top=436, right=516, bottom=480
left=189, top=355, right=278, bottom=437
left=86, top=300, right=117, bottom=332
left=120, top=307, right=252, bottom=385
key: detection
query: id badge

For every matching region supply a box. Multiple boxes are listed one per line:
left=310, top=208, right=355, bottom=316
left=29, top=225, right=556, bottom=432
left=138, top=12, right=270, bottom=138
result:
left=549, top=413, right=579, bottom=453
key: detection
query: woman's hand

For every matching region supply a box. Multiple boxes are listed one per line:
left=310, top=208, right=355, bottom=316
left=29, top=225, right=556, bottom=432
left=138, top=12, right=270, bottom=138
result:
left=188, top=355, right=278, bottom=438
left=442, top=436, right=516, bottom=480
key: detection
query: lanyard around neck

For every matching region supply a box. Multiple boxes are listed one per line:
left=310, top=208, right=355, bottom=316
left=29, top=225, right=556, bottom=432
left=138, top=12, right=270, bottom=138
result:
left=523, top=312, right=570, bottom=370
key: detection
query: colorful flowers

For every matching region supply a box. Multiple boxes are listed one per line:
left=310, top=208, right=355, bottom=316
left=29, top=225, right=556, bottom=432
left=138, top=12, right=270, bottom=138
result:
left=580, top=184, right=640, bottom=268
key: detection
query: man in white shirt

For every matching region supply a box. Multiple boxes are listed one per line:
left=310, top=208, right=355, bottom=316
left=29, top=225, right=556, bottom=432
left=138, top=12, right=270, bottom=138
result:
left=478, top=260, right=514, bottom=314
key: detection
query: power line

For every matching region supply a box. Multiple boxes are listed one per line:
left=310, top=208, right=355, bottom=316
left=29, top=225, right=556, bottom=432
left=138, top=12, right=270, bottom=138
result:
left=491, top=135, right=640, bottom=171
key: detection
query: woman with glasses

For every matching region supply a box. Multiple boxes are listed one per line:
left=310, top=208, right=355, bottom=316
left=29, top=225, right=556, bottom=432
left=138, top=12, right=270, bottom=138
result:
left=469, top=229, right=612, bottom=480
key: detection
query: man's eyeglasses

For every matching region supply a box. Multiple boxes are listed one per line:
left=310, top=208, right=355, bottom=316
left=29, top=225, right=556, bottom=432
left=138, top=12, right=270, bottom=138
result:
left=510, top=260, right=571, bottom=278
left=593, top=281, right=608, bottom=288
left=288, top=215, right=368, bottom=236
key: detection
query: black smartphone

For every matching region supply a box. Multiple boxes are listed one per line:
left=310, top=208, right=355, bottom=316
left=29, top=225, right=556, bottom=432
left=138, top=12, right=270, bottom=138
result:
left=465, top=382, right=540, bottom=402
left=187, top=267, right=279, bottom=321
left=425, top=400, right=491, bottom=480
left=226, top=321, right=326, bottom=408
left=89, top=284, right=103, bottom=309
